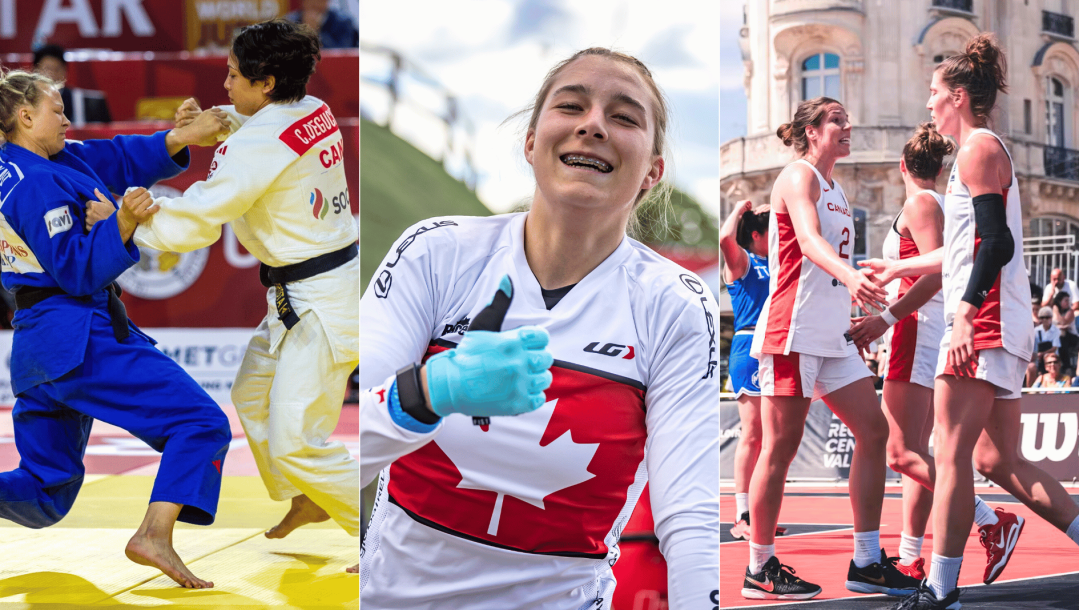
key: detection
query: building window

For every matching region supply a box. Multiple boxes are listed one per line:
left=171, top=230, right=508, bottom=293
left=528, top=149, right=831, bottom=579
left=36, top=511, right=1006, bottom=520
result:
left=1025, top=99, right=1033, bottom=134
left=801, top=53, right=841, bottom=101
left=1047, top=77, right=1068, bottom=147
left=1027, top=216, right=1079, bottom=289
left=853, top=207, right=868, bottom=266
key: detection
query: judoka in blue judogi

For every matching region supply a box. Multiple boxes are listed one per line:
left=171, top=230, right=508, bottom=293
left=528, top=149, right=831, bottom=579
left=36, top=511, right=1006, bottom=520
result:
left=0, top=70, right=232, bottom=588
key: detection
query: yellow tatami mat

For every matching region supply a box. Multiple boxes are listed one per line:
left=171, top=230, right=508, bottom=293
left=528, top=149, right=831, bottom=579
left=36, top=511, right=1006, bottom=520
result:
left=0, top=476, right=358, bottom=609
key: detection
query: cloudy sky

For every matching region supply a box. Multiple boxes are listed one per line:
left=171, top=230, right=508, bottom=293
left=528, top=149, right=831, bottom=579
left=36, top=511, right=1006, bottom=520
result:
left=361, top=0, right=720, bottom=215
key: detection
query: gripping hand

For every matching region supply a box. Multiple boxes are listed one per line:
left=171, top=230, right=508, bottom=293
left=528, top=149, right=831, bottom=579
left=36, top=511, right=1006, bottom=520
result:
left=426, top=276, right=554, bottom=417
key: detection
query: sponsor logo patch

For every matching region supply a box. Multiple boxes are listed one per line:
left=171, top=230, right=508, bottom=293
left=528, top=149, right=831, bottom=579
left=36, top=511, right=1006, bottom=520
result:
left=44, top=206, right=73, bottom=238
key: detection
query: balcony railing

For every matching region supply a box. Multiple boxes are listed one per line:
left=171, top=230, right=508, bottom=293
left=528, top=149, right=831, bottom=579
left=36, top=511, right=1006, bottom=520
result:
left=1043, top=10, right=1075, bottom=39
left=931, top=0, right=973, bottom=13
left=1045, top=145, right=1079, bottom=182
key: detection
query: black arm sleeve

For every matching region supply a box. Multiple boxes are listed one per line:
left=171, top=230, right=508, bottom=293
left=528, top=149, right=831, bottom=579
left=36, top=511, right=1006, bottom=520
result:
left=962, top=193, right=1014, bottom=308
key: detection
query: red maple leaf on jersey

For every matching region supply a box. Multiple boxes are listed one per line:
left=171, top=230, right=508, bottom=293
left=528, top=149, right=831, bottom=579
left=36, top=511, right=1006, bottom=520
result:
left=435, top=399, right=600, bottom=536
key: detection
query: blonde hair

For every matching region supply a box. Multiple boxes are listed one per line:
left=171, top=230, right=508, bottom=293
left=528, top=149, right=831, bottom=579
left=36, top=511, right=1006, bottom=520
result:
left=510, top=48, right=673, bottom=239
left=0, top=69, right=59, bottom=138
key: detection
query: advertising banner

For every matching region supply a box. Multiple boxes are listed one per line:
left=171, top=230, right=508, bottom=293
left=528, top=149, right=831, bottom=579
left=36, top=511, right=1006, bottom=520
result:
left=0, top=0, right=299, bottom=53
left=0, top=328, right=253, bottom=406
left=721, top=396, right=1079, bottom=483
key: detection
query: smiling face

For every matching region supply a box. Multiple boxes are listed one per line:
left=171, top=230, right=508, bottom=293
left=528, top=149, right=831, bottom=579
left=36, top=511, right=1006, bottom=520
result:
left=18, top=84, right=69, bottom=157
left=804, top=103, right=851, bottom=159
left=524, top=55, right=664, bottom=214
left=927, top=70, right=962, bottom=138
left=224, top=52, right=272, bottom=116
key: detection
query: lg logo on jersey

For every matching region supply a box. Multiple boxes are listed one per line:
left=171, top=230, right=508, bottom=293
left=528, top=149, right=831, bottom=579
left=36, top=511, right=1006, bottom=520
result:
left=583, top=342, right=635, bottom=359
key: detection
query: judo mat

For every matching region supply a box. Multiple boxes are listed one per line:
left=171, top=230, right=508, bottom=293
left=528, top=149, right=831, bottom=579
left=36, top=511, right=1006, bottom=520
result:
left=720, top=485, right=1079, bottom=609
left=0, top=405, right=359, bottom=609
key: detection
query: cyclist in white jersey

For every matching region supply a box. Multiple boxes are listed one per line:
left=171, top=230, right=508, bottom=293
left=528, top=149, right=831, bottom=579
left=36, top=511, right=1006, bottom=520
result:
left=359, top=49, right=718, bottom=610
left=862, top=34, right=1079, bottom=610
left=742, top=98, right=919, bottom=601
left=850, top=123, right=1020, bottom=585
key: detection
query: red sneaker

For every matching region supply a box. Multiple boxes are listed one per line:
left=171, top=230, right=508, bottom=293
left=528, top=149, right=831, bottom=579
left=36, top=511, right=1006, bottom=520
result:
left=979, top=507, right=1024, bottom=584
left=895, top=557, right=926, bottom=580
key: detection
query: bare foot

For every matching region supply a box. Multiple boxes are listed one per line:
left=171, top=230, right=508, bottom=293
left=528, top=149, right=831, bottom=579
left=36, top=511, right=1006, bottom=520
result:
left=347, top=563, right=358, bottom=573
left=126, top=533, right=213, bottom=589
left=265, top=494, right=330, bottom=539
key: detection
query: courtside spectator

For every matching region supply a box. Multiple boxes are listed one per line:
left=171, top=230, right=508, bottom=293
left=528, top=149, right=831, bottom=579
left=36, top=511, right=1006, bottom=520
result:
left=1042, top=267, right=1079, bottom=311
left=287, top=0, right=358, bottom=49
left=1032, top=354, right=1073, bottom=392
left=1028, top=307, right=1061, bottom=386
left=1053, top=291, right=1078, bottom=371
left=32, top=44, right=111, bottom=126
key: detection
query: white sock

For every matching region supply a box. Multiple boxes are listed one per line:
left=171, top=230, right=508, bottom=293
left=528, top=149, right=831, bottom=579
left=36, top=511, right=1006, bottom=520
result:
left=735, top=493, right=749, bottom=520
left=853, top=530, right=881, bottom=568
left=973, top=496, right=999, bottom=527
left=928, top=554, right=963, bottom=599
left=749, top=542, right=775, bottom=573
left=899, top=533, right=924, bottom=565
left=1067, top=514, right=1079, bottom=547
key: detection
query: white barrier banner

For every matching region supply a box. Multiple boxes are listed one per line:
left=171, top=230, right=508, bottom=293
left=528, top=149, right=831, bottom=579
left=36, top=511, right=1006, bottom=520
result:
left=0, top=328, right=254, bottom=406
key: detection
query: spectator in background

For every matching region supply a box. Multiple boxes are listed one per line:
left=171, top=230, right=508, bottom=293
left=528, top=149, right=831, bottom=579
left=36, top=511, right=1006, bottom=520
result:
left=287, top=0, right=358, bottom=49
left=1041, top=267, right=1079, bottom=311
left=1032, top=355, right=1073, bottom=392
left=1053, top=291, right=1078, bottom=371
left=32, top=44, right=111, bottom=126
left=1028, top=306, right=1061, bottom=386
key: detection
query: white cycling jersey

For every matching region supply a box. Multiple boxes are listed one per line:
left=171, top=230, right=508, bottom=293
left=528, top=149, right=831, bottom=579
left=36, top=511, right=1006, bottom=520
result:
left=359, top=213, right=718, bottom=610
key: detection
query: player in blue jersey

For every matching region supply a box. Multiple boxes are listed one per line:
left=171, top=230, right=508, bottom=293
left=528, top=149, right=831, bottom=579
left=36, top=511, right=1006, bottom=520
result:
left=721, top=199, right=785, bottom=541
left=0, top=70, right=231, bottom=588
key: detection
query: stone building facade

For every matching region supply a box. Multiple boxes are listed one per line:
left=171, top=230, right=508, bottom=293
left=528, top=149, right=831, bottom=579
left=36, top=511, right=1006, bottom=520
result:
left=720, top=0, right=1079, bottom=288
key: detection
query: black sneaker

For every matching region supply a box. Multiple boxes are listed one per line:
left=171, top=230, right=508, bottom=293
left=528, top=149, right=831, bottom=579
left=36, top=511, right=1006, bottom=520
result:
left=890, top=580, right=962, bottom=609
left=845, top=548, right=921, bottom=596
left=741, top=556, right=822, bottom=600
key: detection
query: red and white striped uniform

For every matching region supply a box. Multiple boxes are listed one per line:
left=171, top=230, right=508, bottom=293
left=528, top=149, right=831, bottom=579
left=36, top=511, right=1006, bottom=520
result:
left=937, top=129, right=1034, bottom=396
left=880, top=191, right=946, bottom=388
left=751, top=159, right=857, bottom=359
left=751, top=160, right=868, bottom=399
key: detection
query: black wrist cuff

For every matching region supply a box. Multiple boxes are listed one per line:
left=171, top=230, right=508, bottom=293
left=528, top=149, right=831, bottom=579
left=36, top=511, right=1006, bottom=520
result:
left=395, top=363, right=440, bottom=424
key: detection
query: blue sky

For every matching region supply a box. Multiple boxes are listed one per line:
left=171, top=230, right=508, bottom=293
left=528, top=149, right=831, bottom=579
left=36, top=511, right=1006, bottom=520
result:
left=720, top=1, right=748, bottom=144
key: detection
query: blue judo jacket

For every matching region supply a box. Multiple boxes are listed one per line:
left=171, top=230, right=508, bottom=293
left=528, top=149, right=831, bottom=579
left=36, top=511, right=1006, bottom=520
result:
left=0, top=132, right=189, bottom=396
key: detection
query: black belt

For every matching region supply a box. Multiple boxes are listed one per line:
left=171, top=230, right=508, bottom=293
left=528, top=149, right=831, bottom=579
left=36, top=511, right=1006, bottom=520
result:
left=258, top=243, right=357, bottom=329
left=14, top=282, right=130, bottom=341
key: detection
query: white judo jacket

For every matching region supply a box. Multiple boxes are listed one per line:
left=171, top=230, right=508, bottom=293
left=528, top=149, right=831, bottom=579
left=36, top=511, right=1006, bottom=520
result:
left=134, top=96, right=358, bottom=363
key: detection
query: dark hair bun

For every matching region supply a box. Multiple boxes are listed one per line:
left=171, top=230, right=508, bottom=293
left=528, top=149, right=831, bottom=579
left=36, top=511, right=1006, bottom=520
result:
left=777, top=123, right=795, bottom=147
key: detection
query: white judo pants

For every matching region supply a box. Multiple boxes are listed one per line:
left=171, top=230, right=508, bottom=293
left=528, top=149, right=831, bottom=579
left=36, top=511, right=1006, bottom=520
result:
left=232, top=269, right=360, bottom=536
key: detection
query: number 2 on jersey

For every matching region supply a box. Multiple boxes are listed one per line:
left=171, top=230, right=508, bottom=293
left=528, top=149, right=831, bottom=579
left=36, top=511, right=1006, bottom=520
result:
left=838, top=227, right=850, bottom=259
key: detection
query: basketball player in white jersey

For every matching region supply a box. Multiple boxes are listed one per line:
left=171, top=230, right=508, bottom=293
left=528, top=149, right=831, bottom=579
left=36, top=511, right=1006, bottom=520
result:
left=741, top=98, right=921, bottom=601
left=861, top=34, right=1079, bottom=610
left=850, top=123, right=1021, bottom=585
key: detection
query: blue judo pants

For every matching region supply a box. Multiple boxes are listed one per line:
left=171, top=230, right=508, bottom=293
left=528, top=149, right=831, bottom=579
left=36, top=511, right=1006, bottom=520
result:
left=0, top=313, right=231, bottom=528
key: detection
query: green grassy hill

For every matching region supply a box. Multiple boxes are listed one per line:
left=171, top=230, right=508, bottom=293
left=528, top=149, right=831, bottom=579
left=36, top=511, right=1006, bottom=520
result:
left=360, top=119, right=491, bottom=287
